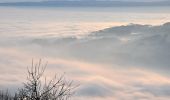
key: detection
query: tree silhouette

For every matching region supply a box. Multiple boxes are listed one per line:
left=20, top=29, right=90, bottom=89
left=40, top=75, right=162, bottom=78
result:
left=0, top=90, right=13, bottom=100
left=17, top=59, right=76, bottom=100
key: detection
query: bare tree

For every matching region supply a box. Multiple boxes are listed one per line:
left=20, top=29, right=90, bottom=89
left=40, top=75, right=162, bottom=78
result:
left=18, top=59, right=76, bottom=100
left=0, top=90, right=13, bottom=100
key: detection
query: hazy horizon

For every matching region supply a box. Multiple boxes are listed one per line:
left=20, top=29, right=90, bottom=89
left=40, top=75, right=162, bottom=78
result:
left=0, top=0, right=167, bottom=3
left=1, top=0, right=170, bottom=8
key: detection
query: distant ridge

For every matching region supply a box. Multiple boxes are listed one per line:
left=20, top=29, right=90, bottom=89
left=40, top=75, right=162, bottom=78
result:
left=0, top=0, right=170, bottom=7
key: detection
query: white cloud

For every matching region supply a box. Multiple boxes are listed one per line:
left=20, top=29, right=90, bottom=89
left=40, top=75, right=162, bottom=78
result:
left=1, top=22, right=170, bottom=99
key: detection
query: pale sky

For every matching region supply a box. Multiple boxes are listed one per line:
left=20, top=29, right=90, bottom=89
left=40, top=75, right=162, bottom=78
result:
left=0, top=0, right=166, bottom=3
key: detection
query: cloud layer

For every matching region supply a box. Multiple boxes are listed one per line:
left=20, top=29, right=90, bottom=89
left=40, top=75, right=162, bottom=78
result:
left=7, top=22, right=169, bottom=73
left=0, top=22, right=170, bottom=100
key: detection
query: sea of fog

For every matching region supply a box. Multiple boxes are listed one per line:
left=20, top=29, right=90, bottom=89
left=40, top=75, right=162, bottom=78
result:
left=1, top=6, right=170, bottom=100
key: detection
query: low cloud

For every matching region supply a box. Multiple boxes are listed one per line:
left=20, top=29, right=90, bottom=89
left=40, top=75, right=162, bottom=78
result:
left=76, top=83, right=113, bottom=97
left=1, top=22, right=170, bottom=99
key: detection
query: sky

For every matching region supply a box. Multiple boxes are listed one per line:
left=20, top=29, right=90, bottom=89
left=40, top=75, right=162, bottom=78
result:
left=0, top=0, right=166, bottom=3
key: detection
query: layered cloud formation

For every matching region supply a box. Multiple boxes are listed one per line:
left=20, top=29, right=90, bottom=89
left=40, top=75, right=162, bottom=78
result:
left=7, top=22, right=169, bottom=72
left=0, top=22, right=170, bottom=100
